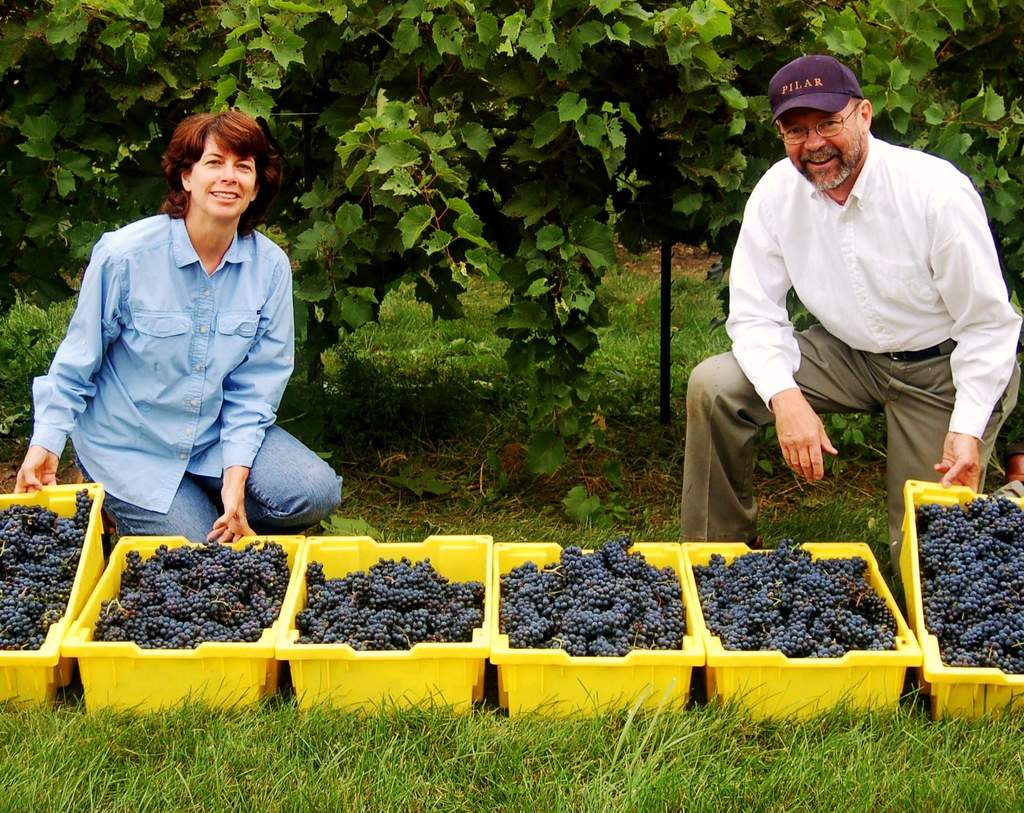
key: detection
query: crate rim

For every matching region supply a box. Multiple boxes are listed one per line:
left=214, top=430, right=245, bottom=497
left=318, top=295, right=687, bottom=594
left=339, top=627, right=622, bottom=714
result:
left=683, top=540, right=921, bottom=668
left=276, top=534, right=493, bottom=661
left=902, top=479, right=1024, bottom=687
left=62, top=534, right=304, bottom=660
left=0, top=483, right=106, bottom=667
left=489, top=541, right=705, bottom=667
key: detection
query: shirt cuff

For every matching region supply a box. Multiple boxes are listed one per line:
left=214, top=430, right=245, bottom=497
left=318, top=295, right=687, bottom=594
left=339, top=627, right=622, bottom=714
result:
left=753, top=374, right=800, bottom=410
left=29, top=425, right=68, bottom=458
left=221, top=441, right=260, bottom=470
left=730, top=350, right=800, bottom=410
left=948, top=399, right=991, bottom=440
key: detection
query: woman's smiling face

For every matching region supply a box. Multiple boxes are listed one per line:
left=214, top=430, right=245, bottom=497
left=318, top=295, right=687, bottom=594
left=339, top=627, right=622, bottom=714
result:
left=181, top=137, right=259, bottom=229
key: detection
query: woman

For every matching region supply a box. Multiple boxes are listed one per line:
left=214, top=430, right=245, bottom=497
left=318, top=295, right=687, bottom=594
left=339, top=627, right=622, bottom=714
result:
left=15, top=110, right=341, bottom=543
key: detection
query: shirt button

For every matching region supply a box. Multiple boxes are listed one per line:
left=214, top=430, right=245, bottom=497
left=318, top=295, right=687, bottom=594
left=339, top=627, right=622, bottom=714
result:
left=179, top=452, right=187, bottom=460
left=195, top=363, right=205, bottom=372
left=185, top=427, right=193, bottom=437
left=190, top=399, right=199, bottom=408
left=202, top=289, right=211, bottom=297
left=199, top=325, right=207, bottom=334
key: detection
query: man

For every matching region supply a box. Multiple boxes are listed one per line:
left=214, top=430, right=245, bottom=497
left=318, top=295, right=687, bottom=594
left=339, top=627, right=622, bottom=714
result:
left=680, top=54, right=1021, bottom=570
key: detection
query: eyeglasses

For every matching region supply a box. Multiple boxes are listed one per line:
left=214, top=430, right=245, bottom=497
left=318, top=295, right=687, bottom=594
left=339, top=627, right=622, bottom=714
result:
left=778, top=102, right=863, bottom=145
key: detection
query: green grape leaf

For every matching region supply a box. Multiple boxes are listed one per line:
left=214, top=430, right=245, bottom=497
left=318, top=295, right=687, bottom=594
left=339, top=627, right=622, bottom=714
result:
left=983, top=86, right=1006, bottom=122
left=370, top=142, right=421, bottom=173
left=461, top=122, right=495, bottom=156
left=397, top=204, right=434, bottom=248
left=557, top=92, right=587, bottom=123
left=335, top=202, right=363, bottom=239
left=394, top=18, right=421, bottom=53
left=569, top=217, right=615, bottom=269
left=217, top=45, right=246, bottom=67
left=527, top=430, right=566, bottom=474
left=536, top=224, right=565, bottom=250
left=563, top=484, right=601, bottom=523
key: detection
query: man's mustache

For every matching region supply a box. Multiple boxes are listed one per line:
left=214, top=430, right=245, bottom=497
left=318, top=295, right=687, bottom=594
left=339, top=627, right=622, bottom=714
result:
left=801, top=147, right=841, bottom=165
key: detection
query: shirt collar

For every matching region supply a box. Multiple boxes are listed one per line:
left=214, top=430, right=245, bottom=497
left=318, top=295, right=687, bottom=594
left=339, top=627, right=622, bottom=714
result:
left=170, top=216, right=255, bottom=271
left=170, top=216, right=200, bottom=268
left=844, top=133, right=878, bottom=208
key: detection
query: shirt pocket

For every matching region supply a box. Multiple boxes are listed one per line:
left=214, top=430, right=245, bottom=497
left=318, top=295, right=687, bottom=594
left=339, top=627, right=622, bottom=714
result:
left=127, top=310, right=194, bottom=379
left=134, top=311, right=192, bottom=338
left=216, top=310, right=260, bottom=367
left=863, top=257, right=940, bottom=310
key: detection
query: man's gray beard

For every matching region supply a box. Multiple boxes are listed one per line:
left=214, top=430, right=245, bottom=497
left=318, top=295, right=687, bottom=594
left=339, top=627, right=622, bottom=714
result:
left=800, top=134, right=864, bottom=191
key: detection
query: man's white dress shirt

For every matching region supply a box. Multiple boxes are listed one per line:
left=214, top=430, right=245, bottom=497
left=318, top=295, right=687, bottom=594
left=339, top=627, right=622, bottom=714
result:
left=727, top=135, right=1021, bottom=438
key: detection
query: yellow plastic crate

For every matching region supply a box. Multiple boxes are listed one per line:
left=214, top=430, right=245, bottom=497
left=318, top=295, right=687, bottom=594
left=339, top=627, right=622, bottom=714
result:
left=900, top=480, right=1024, bottom=718
left=277, top=535, right=492, bottom=711
left=490, top=543, right=704, bottom=716
left=0, top=483, right=105, bottom=705
left=63, top=535, right=302, bottom=711
left=684, top=542, right=920, bottom=720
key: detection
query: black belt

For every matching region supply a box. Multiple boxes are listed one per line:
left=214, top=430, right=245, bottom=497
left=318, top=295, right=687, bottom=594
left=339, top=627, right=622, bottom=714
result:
left=884, top=339, right=957, bottom=362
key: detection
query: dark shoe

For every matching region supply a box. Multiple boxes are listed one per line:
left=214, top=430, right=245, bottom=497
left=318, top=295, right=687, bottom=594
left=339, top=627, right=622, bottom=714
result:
left=1006, top=453, right=1024, bottom=485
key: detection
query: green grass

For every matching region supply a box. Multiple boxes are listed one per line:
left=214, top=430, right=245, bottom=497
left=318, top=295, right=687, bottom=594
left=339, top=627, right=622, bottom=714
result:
left=1, top=700, right=1022, bottom=812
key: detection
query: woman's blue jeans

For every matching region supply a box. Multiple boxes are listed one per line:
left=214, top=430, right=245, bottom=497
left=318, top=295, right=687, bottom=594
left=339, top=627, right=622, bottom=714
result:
left=79, top=426, right=342, bottom=542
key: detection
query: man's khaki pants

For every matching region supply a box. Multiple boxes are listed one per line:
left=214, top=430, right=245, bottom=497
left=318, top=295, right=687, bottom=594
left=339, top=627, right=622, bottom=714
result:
left=680, top=325, right=1020, bottom=572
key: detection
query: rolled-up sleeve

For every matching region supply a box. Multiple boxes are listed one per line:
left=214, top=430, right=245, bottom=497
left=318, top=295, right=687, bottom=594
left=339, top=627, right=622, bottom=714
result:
left=219, top=258, right=295, bottom=469
left=30, top=238, right=123, bottom=457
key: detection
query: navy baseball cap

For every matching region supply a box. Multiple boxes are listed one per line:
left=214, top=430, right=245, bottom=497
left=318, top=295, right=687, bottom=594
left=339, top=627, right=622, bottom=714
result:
left=769, top=55, right=863, bottom=121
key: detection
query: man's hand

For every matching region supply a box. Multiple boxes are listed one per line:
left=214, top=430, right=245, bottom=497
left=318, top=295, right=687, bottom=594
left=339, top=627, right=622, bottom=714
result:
left=770, top=388, right=838, bottom=482
left=934, top=432, right=981, bottom=490
left=15, top=445, right=59, bottom=493
left=208, top=465, right=255, bottom=544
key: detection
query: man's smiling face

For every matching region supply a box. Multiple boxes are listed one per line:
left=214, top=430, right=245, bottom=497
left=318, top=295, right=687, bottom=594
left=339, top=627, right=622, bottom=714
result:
left=777, top=98, right=872, bottom=197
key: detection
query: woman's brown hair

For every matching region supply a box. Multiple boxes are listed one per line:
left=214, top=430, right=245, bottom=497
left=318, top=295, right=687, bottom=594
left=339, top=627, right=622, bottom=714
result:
left=158, top=110, right=282, bottom=236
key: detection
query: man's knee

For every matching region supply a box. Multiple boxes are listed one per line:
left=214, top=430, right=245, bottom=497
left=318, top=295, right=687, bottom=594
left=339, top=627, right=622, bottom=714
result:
left=687, top=353, right=751, bottom=414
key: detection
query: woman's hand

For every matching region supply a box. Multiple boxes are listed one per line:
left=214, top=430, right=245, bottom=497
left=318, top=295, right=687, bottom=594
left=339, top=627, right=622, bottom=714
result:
left=15, top=445, right=60, bottom=493
left=208, top=465, right=255, bottom=544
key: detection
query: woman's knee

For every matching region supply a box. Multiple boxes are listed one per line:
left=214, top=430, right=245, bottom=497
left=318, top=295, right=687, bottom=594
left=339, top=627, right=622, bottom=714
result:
left=251, top=457, right=342, bottom=527
left=249, top=428, right=341, bottom=520
left=300, top=461, right=343, bottom=522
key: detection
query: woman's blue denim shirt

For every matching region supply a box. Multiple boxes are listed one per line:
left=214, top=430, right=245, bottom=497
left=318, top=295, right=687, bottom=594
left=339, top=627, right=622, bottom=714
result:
left=31, top=214, right=294, bottom=513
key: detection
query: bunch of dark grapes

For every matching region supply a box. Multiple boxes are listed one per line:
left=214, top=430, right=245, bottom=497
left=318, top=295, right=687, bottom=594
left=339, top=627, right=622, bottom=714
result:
left=499, top=536, right=686, bottom=657
left=0, top=489, right=93, bottom=649
left=296, top=557, right=484, bottom=649
left=917, top=496, right=1024, bottom=673
left=693, top=540, right=897, bottom=658
left=93, top=542, right=290, bottom=649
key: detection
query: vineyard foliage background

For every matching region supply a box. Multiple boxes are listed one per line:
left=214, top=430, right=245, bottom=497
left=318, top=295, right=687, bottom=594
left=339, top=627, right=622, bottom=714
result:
left=2, top=0, right=1023, bottom=469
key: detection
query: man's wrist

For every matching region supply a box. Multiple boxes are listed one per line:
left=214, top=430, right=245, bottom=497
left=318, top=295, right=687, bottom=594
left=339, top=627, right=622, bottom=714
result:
left=769, top=387, right=802, bottom=412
